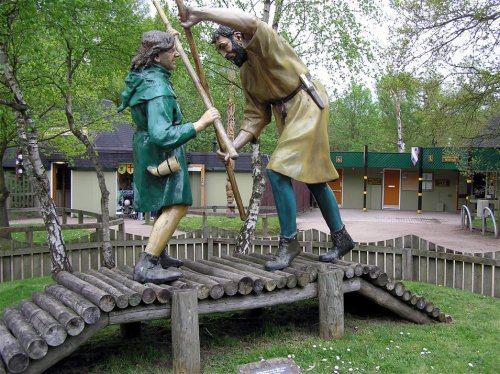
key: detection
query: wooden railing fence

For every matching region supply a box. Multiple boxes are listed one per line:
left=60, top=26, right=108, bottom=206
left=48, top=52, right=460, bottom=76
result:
left=1, top=227, right=498, bottom=297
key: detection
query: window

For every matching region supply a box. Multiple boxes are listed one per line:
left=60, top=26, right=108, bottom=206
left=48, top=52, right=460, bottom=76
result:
left=422, top=172, right=433, bottom=191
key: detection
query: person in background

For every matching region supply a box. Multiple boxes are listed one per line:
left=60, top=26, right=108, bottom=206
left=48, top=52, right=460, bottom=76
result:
left=181, top=7, right=355, bottom=270
left=118, top=30, right=220, bottom=283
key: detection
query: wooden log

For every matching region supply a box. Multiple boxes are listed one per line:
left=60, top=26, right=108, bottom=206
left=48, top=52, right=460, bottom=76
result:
left=390, top=281, right=405, bottom=297
left=3, top=308, right=48, bottom=359
left=287, top=257, right=318, bottom=282
left=87, top=269, right=141, bottom=307
left=73, top=272, right=128, bottom=309
left=144, top=283, right=171, bottom=304
left=54, top=271, right=116, bottom=312
left=220, top=255, right=286, bottom=289
left=330, top=259, right=364, bottom=277
left=208, top=256, right=278, bottom=292
left=171, top=289, right=200, bottom=374
left=328, top=263, right=354, bottom=279
left=45, top=284, right=100, bottom=325
left=21, top=316, right=108, bottom=374
left=416, top=297, right=427, bottom=310
left=19, top=300, right=67, bottom=347
left=203, top=273, right=238, bottom=296
left=180, top=279, right=210, bottom=300
left=98, top=267, right=156, bottom=304
left=438, top=313, right=453, bottom=323
left=182, top=259, right=253, bottom=295
left=0, top=320, right=29, bottom=374
left=112, top=267, right=133, bottom=280
left=199, top=259, right=264, bottom=294
left=248, top=252, right=310, bottom=287
left=233, top=253, right=297, bottom=288
left=430, top=307, right=440, bottom=319
left=357, top=279, right=432, bottom=324
left=409, top=294, right=419, bottom=306
left=32, top=292, right=85, bottom=337
left=177, top=268, right=224, bottom=299
left=197, top=279, right=361, bottom=316
left=171, top=280, right=189, bottom=289
left=371, top=272, right=389, bottom=287
left=424, top=302, right=435, bottom=314
left=0, top=352, right=6, bottom=374
left=402, top=290, right=412, bottom=302
left=318, top=269, right=344, bottom=339
left=385, top=279, right=395, bottom=292
left=368, top=266, right=383, bottom=279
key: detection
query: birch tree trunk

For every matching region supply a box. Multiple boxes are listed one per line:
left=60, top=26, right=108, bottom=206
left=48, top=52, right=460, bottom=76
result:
left=235, top=142, right=265, bottom=254
left=64, top=96, right=114, bottom=268
left=0, top=144, right=11, bottom=239
left=1, top=42, right=71, bottom=273
left=392, top=90, right=405, bottom=153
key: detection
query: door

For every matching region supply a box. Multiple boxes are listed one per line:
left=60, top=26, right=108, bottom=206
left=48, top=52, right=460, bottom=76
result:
left=383, top=169, right=400, bottom=209
left=328, top=168, right=343, bottom=206
left=52, top=163, right=71, bottom=208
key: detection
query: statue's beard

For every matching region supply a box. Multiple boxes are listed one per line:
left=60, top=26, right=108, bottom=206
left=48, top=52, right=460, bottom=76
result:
left=228, top=39, right=248, bottom=67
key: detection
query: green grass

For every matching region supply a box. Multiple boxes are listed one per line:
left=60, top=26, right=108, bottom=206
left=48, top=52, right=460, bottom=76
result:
left=0, top=276, right=53, bottom=310
left=177, top=215, right=281, bottom=236
left=9, top=224, right=93, bottom=244
left=1, top=278, right=498, bottom=373
left=472, top=217, right=498, bottom=230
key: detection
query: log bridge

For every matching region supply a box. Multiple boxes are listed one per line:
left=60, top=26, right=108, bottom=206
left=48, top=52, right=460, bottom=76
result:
left=0, top=252, right=452, bottom=374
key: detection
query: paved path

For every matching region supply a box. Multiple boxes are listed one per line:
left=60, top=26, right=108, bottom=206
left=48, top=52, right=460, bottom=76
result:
left=297, top=208, right=499, bottom=254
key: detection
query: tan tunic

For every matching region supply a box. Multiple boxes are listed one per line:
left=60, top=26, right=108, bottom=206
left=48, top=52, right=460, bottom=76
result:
left=240, top=20, right=338, bottom=183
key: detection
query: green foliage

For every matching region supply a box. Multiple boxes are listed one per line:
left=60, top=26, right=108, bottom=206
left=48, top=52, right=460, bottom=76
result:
left=330, top=81, right=388, bottom=151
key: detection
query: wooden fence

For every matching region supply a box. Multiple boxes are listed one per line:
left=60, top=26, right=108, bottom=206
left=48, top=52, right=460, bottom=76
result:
left=1, top=228, right=498, bottom=298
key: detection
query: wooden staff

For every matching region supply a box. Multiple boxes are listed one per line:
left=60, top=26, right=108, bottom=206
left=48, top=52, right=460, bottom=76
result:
left=152, top=0, right=247, bottom=221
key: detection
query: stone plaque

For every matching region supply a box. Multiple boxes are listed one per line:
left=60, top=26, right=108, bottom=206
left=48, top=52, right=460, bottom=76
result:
left=237, top=358, right=301, bottom=374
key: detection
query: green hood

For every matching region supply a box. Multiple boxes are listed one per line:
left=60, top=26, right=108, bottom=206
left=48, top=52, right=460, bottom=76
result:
left=118, top=64, right=175, bottom=112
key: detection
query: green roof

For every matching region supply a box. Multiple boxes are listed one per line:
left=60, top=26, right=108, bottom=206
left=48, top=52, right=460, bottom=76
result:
left=331, top=147, right=499, bottom=171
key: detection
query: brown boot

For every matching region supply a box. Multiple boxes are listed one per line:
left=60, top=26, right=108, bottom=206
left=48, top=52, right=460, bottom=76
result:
left=133, top=252, right=182, bottom=284
left=319, top=225, right=355, bottom=262
left=159, top=250, right=183, bottom=268
left=265, top=236, right=301, bottom=271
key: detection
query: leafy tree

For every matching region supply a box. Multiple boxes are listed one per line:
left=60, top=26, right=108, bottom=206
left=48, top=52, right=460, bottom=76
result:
left=1, top=0, right=148, bottom=270
left=329, top=81, right=387, bottom=151
left=389, top=0, right=500, bottom=146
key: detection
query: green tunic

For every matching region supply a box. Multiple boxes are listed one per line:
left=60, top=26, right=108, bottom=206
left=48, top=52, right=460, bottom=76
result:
left=240, top=21, right=338, bottom=184
left=118, top=64, right=196, bottom=212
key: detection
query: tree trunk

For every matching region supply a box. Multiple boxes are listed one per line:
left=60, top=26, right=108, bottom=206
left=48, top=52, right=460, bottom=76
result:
left=63, top=93, right=114, bottom=268
left=0, top=41, right=71, bottom=273
left=392, top=90, right=405, bottom=153
left=235, top=142, right=265, bottom=253
left=0, top=145, right=11, bottom=239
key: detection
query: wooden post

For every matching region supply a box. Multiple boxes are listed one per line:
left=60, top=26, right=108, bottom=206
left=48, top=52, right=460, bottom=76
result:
left=402, top=248, right=413, bottom=281
left=171, top=289, right=200, bottom=374
left=318, top=269, right=344, bottom=339
left=262, top=214, right=268, bottom=236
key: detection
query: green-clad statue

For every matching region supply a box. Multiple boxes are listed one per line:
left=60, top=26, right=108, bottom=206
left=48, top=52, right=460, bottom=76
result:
left=118, top=30, right=220, bottom=284
left=181, top=7, right=355, bottom=271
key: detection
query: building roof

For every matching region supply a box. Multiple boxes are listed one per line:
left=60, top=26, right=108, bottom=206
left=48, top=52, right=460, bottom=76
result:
left=332, top=147, right=500, bottom=171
